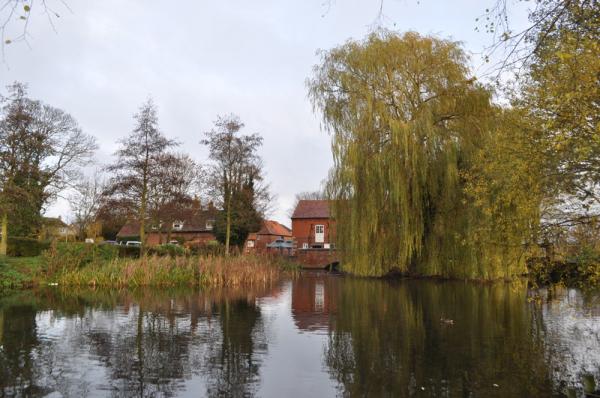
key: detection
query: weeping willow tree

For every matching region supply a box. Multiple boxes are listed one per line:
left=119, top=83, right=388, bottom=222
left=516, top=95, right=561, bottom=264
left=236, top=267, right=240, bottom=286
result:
left=308, top=31, right=539, bottom=279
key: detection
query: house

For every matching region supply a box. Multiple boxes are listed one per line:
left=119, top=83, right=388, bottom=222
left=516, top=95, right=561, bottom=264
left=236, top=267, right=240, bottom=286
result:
left=291, top=200, right=335, bottom=249
left=39, top=217, right=77, bottom=241
left=245, top=220, right=292, bottom=253
left=117, top=207, right=218, bottom=246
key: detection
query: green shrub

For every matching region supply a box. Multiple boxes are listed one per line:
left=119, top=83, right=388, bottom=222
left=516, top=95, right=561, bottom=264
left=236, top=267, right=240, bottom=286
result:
left=117, top=245, right=141, bottom=258
left=188, top=240, right=224, bottom=256
left=7, top=237, right=51, bottom=257
left=43, top=242, right=119, bottom=275
left=147, top=244, right=186, bottom=257
left=527, top=245, right=600, bottom=287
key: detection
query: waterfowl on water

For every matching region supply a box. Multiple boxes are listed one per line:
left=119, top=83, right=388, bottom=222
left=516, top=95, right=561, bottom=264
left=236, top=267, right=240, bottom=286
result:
left=440, top=317, right=454, bottom=325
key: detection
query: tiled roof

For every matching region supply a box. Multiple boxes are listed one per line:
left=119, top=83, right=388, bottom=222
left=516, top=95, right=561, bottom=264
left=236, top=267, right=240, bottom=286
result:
left=247, top=233, right=257, bottom=241
left=258, top=220, right=292, bottom=237
left=117, top=221, right=141, bottom=237
left=43, top=217, right=68, bottom=228
left=117, top=208, right=218, bottom=237
left=291, top=200, right=331, bottom=219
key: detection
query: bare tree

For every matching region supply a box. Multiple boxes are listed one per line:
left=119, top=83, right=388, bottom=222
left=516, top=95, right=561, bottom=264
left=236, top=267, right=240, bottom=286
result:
left=147, top=152, right=202, bottom=243
left=1, top=0, right=69, bottom=61
left=70, top=170, right=104, bottom=241
left=288, top=190, right=326, bottom=218
left=0, top=81, right=96, bottom=254
left=201, top=114, right=268, bottom=255
left=105, top=98, right=177, bottom=254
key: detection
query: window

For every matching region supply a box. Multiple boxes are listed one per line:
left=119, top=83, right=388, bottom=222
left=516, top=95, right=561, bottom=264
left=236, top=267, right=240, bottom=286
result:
left=205, top=219, right=215, bottom=230
left=302, top=243, right=309, bottom=249
left=315, top=224, right=325, bottom=243
left=247, top=240, right=255, bottom=248
left=173, top=221, right=184, bottom=231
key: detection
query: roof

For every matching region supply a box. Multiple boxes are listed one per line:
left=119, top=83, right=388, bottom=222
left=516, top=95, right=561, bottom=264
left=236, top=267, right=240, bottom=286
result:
left=117, top=208, right=218, bottom=237
left=258, top=220, right=292, bottom=237
left=247, top=233, right=257, bottom=241
left=291, top=200, right=331, bottom=219
left=117, top=221, right=141, bottom=237
left=43, top=217, right=69, bottom=228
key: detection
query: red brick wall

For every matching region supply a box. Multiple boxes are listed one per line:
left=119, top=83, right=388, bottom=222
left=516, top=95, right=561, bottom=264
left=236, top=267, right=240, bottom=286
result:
left=292, top=218, right=336, bottom=248
left=294, top=249, right=339, bottom=269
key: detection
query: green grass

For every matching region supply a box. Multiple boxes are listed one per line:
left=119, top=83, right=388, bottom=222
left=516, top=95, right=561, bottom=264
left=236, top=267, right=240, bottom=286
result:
left=0, top=255, right=44, bottom=289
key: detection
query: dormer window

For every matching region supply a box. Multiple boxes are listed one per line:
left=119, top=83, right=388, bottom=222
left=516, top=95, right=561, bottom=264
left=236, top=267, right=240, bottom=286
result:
left=173, top=221, right=184, bottom=231
left=205, top=219, right=215, bottom=230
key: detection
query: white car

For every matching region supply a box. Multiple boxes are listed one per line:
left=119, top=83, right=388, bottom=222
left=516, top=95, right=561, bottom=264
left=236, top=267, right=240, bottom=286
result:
left=125, top=241, right=142, bottom=247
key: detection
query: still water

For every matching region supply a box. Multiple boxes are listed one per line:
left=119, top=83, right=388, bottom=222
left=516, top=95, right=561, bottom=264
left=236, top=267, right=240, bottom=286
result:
left=1, top=273, right=599, bottom=397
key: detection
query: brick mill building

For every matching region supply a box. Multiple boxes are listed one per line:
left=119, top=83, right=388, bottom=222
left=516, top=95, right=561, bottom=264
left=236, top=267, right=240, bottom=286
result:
left=291, top=200, right=336, bottom=249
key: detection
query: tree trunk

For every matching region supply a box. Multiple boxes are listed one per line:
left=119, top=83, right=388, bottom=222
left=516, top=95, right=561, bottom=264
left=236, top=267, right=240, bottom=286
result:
left=140, top=189, right=147, bottom=258
left=225, top=193, right=232, bottom=256
left=0, top=213, right=8, bottom=256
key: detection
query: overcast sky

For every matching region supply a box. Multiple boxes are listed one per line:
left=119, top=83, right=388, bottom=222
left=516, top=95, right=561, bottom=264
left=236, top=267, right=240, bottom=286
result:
left=0, top=0, right=528, bottom=227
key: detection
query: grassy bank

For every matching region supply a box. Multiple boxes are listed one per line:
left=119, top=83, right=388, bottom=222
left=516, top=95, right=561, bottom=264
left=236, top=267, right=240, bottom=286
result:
left=0, top=256, right=45, bottom=289
left=0, top=251, right=297, bottom=289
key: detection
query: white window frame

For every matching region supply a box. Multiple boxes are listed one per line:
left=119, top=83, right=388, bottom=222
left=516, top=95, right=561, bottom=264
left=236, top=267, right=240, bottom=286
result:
left=247, top=240, right=255, bottom=248
left=315, top=224, right=325, bottom=243
left=302, top=243, right=309, bottom=249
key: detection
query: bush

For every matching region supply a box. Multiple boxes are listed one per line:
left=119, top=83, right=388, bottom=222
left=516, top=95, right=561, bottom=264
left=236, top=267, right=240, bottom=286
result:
left=147, top=244, right=186, bottom=257
left=527, top=245, right=600, bottom=287
left=43, top=242, right=119, bottom=275
left=7, top=237, right=51, bottom=257
left=117, top=245, right=141, bottom=258
left=187, top=240, right=224, bottom=256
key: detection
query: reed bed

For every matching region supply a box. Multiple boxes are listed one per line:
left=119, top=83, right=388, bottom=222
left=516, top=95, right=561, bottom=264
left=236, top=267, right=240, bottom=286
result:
left=54, top=254, right=295, bottom=288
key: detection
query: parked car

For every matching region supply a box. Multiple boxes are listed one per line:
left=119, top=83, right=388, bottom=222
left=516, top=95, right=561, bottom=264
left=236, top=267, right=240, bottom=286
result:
left=125, top=241, right=142, bottom=247
left=100, top=240, right=118, bottom=245
left=266, top=239, right=294, bottom=249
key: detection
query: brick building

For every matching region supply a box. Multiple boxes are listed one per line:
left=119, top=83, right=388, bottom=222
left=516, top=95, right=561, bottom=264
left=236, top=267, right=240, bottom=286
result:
left=291, top=200, right=336, bottom=249
left=116, top=207, right=217, bottom=246
left=245, top=220, right=292, bottom=253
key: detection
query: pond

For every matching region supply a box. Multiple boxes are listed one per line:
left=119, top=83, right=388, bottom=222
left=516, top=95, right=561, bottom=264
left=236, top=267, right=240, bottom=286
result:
left=1, top=273, right=599, bottom=397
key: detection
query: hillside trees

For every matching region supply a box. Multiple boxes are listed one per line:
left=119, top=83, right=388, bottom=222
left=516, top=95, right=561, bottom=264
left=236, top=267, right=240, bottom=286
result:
left=308, top=32, right=539, bottom=278
left=201, top=115, right=270, bottom=254
left=0, top=82, right=97, bottom=255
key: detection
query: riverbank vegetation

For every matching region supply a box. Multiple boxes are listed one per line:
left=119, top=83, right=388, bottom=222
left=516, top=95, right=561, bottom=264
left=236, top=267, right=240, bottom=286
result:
left=308, top=1, right=599, bottom=281
left=0, top=243, right=296, bottom=290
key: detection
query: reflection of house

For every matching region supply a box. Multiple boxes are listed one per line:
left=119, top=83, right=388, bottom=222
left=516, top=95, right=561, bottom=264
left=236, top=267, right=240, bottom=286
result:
left=117, top=207, right=217, bottom=246
left=291, top=273, right=338, bottom=332
left=291, top=200, right=335, bottom=249
left=39, top=217, right=76, bottom=241
left=244, top=220, right=292, bottom=253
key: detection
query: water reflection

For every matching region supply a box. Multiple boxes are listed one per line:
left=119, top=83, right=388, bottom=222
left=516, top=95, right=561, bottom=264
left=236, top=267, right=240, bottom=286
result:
left=291, top=273, right=338, bottom=332
left=0, top=275, right=599, bottom=397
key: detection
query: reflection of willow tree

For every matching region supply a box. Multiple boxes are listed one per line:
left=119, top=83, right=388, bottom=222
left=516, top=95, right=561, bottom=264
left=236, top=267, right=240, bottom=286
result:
left=325, top=279, right=556, bottom=397
left=205, top=298, right=263, bottom=397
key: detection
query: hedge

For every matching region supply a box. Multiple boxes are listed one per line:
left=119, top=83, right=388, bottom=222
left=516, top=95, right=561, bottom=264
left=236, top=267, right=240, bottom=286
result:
left=7, top=237, right=51, bottom=257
